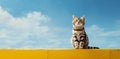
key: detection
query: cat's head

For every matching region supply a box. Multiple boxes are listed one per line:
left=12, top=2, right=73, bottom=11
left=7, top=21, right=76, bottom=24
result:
left=72, top=15, right=85, bottom=30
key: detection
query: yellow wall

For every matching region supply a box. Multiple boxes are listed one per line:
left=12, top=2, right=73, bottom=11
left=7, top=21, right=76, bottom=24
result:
left=0, top=49, right=120, bottom=59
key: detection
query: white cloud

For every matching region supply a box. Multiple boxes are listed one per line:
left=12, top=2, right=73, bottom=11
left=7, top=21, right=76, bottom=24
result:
left=87, top=25, right=120, bottom=37
left=0, top=6, right=71, bottom=49
left=86, top=25, right=120, bottom=48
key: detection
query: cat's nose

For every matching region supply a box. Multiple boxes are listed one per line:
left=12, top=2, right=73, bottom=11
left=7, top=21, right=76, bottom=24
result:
left=78, top=20, right=80, bottom=24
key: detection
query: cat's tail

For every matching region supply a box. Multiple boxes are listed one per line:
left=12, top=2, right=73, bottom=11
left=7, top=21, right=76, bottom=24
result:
left=87, top=46, right=99, bottom=49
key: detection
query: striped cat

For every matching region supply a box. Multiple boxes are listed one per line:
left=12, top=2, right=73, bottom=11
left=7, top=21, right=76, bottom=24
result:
left=71, top=15, right=99, bottom=49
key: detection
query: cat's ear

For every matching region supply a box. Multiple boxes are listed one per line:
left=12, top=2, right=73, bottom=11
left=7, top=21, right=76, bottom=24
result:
left=72, top=15, right=77, bottom=20
left=81, top=16, right=85, bottom=22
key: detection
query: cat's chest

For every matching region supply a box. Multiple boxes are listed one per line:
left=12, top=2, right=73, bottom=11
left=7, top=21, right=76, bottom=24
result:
left=73, top=30, right=85, bottom=37
left=73, top=30, right=87, bottom=41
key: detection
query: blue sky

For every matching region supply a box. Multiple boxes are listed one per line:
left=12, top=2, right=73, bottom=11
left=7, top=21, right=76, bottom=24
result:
left=0, top=0, right=120, bottom=49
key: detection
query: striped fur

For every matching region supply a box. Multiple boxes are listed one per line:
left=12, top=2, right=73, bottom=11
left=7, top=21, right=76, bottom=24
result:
left=71, top=15, right=99, bottom=49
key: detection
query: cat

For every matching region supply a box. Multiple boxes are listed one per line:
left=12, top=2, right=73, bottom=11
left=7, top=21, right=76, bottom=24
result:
left=71, top=15, right=99, bottom=49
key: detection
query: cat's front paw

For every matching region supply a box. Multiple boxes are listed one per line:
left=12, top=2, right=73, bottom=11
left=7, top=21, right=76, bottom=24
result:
left=74, top=41, right=79, bottom=49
